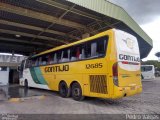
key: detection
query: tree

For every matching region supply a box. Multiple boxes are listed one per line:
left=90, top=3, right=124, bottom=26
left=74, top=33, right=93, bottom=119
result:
left=155, top=52, right=160, bottom=62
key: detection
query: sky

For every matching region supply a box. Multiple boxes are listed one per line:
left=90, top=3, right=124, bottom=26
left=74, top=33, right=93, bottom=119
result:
left=108, top=0, right=160, bottom=61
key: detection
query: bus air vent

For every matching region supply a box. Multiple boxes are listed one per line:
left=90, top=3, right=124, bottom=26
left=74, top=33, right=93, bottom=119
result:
left=89, top=75, right=107, bottom=94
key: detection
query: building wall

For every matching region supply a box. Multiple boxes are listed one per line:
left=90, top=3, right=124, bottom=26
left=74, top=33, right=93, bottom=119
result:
left=0, top=67, right=9, bottom=85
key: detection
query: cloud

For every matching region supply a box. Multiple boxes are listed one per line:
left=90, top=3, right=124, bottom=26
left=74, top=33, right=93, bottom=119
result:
left=107, top=0, right=160, bottom=25
left=140, top=18, right=160, bottom=60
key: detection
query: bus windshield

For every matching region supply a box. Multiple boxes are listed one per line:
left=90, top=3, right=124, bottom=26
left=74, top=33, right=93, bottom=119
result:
left=141, top=66, right=153, bottom=72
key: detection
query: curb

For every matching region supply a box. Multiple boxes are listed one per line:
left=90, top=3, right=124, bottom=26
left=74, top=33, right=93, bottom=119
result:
left=8, top=95, right=45, bottom=102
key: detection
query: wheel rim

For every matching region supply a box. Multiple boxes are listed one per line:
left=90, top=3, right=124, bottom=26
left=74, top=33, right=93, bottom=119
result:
left=73, top=88, right=80, bottom=97
left=60, top=84, right=67, bottom=95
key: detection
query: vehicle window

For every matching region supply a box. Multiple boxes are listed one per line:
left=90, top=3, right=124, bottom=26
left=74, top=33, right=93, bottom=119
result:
left=41, top=56, right=48, bottom=65
left=49, top=52, right=58, bottom=64
left=141, top=66, right=152, bottom=72
left=97, top=39, right=107, bottom=57
left=0, top=67, right=7, bottom=71
left=61, top=48, right=70, bottom=62
left=25, top=59, right=32, bottom=68
left=85, top=42, right=91, bottom=58
left=91, top=42, right=97, bottom=57
left=35, top=58, right=39, bottom=66
left=57, top=51, right=62, bottom=63
left=84, top=36, right=107, bottom=59
left=70, top=46, right=82, bottom=61
left=70, top=46, right=77, bottom=61
left=46, top=54, right=51, bottom=65
left=29, top=36, right=108, bottom=65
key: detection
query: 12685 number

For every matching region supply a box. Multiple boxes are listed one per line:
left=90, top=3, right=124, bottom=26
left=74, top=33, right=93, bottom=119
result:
left=86, top=63, right=103, bottom=69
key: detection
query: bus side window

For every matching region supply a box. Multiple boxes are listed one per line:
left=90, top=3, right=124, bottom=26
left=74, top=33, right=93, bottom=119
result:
left=61, top=49, right=70, bottom=62
left=57, top=51, right=62, bottom=63
left=81, top=45, right=86, bottom=59
left=49, top=53, right=57, bottom=64
left=25, top=59, right=32, bottom=68
left=70, top=47, right=77, bottom=61
left=76, top=47, right=81, bottom=60
left=53, top=53, right=58, bottom=63
left=84, top=43, right=91, bottom=59
left=70, top=46, right=82, bottom=61
left=46, top=54, right=51, bottom=65
left=34, top=58, right=39, bottom=66
left=41, top=56, right=47, bottom=65
left=38, top=57, right=42, bottom=66
left=31, top=59, right=34, bottom=67
left=91, top=42, right=97, bottom=57
left=97, top=39, right=107, bottom=57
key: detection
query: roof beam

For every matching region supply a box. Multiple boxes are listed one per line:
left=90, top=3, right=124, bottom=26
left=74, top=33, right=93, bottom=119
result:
left=0, top=42, right=35, bottom=51
left=0, top=47, right=30, bottom=55
left=36, top=0, right=117, bottom=29
left=0, top=42, right=49, bottom=56
left=33, top=4, right=79, bottom=41
left=0, top=19, right=65, bottom=36
left=0, top=44, right=40, bottom=56
left=0, top=19, right=79, bottom=40
left=36, top=0, right=102, bottom=21
left=0, top=2, right=87, bottom=30
left=0, top=29, right=68, bottom=44
left=0, top=37, right=54, bottom=47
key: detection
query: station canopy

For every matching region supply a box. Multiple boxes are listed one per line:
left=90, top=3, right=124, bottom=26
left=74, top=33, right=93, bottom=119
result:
left=0, top=0, right=152, bottom=58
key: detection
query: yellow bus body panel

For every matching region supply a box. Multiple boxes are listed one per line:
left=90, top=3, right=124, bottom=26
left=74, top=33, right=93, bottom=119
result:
left=33, top=29, right=142, bottom=99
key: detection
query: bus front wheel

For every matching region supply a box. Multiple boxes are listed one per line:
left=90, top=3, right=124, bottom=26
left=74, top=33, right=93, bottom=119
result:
left=59, top=81, right=70, bottom=98
left=71, top=82, right=84, bottom=101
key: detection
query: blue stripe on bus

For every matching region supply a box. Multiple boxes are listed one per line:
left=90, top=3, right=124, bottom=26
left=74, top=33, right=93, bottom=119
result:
left=30, top=67, right=47, bottom=85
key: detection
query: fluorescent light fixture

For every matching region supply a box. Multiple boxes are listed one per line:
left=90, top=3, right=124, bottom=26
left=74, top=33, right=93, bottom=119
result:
left=0, top=53, right=23, bottom=56
left=15, top=34, right=21, bottom=37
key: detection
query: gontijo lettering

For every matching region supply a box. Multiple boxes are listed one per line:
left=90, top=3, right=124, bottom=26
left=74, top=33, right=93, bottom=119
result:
left=45, top=65, right=69, bottom=72
left=119, top=54, right=140, bottom=62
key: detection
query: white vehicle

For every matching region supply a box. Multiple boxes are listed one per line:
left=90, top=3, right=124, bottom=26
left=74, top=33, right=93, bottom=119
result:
left=141, top=65, right=155, bottom=80
left=0, top=66, right=9, bottom=85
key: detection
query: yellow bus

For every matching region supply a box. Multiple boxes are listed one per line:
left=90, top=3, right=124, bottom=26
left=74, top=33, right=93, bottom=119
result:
left=19, top=29, right=142, bottom=101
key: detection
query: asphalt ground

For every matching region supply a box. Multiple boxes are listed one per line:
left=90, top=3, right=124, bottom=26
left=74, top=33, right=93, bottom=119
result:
left=0, top=77, right=160, bottom=117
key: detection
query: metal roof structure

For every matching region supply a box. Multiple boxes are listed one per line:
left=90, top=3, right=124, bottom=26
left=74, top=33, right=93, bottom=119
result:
left=0, top=0, right=152, bottom=58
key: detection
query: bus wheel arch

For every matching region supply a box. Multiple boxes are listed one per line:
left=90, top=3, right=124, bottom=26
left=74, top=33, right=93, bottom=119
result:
left=59, top=80, right=70, bottom=98
left=70, top=81, right=84, bottom=101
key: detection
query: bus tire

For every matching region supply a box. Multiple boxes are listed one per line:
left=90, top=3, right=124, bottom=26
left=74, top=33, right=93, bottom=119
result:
left=59, top=81, right=70, bottom=98
left=71, top=82, right=84, bottom=101
left=24, top=79, right=28, bottom=88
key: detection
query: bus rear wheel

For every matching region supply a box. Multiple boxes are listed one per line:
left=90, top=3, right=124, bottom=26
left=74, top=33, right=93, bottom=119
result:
left=59, top=81, right=70, bottom=98
left=71, top=82, right=84, bottom=101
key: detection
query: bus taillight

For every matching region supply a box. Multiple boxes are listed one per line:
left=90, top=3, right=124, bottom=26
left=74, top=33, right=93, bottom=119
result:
left=112, top=62, right=119, bottom=86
